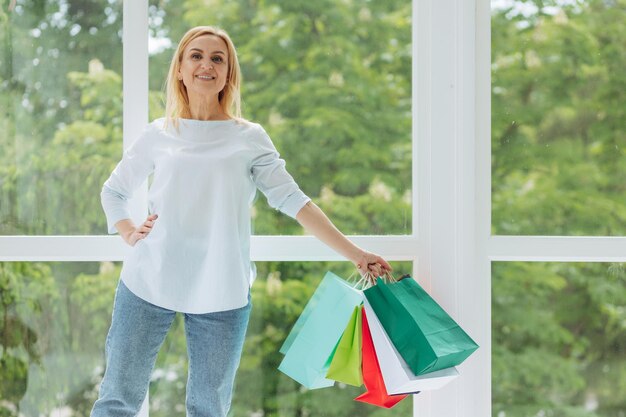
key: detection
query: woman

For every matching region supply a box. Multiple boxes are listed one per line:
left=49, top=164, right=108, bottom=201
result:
left=91, top=25, right=392, bottom=417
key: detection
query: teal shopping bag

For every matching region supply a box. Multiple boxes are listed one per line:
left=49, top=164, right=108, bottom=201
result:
left=364, top=276, right=478, bottom=376
left=279, top=273, right=341, bottom=355
left=278, top=271, right=363, bottom=389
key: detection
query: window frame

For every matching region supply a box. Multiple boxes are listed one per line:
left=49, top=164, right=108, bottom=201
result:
left=476, top=1, right=626, bottom=417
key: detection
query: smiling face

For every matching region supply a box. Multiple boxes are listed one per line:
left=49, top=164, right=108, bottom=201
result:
left=177, top=34, right=230, bottom=99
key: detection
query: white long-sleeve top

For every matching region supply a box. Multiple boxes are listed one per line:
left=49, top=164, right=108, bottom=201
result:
left=101, top=117, right=311, bottom=313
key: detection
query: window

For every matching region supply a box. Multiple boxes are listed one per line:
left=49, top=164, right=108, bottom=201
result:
left=1, top=1, right=418, bottom=416
left=0, top=261, right=413, bottom=416
left=488, top=1, right=626, bottom=416
left=147, top=0, right=412, bottom=236
left=16, top=0, right=613, bottom=415
left=0, top=262, right=118, bottom=415
left=491, top=0, right=626, bottom=236
left=151, top=261, right=414, bottom=417
left=0, top=0, right=124, bottom=236
left=492, top=261, right=626, bottom=416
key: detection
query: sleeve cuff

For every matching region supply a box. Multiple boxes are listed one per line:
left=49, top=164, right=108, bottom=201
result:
left=279, top=191, right=312, bottom=220
left=101, top=185, right=131, bottom=234
left=105, top=210, right=132, bottom=235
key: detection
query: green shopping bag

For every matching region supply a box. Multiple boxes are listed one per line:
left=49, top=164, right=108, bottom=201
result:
left=364, top=276, right=479, bottom=376
left=278, top=271, right=363, bottom=389
left=325, top=304, right=363, bottom=386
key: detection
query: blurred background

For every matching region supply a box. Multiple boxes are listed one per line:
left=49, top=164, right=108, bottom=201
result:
left=0, top=0, right=624, bottom=416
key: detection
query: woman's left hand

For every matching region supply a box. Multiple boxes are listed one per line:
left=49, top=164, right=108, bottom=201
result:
left=351, top=251, right=393, bottom=278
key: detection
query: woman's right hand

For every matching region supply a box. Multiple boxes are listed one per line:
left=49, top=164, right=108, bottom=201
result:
left=124, top=214, right=158, bottom=246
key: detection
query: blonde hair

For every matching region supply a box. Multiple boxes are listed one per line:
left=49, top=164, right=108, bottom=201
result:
left=162, top=26, right=243, bottom=132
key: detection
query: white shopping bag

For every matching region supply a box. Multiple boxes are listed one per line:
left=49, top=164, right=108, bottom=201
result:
left=363, top=298, right=459, bottom=394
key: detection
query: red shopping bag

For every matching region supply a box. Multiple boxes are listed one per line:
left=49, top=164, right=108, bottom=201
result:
left=354, top=308, right=408, bottom=408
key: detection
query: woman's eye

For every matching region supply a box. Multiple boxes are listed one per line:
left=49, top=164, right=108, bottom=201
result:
left=191, top=53, right=201, bottom=59
left=212, top=56, right=223, bottom=63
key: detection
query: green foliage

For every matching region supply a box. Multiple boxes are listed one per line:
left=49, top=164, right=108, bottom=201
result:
left=492, top=261, right=626, bottom=416
left=0, top=0, right=624, bottom=416
left=0, top=262, right=56, bottom=416
left=490, top=3, right=626, bottom=413
left=491, top=0, right=626, bottom=236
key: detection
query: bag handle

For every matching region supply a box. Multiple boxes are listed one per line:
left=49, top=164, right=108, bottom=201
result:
left=347, top=267, right=398, bottom=289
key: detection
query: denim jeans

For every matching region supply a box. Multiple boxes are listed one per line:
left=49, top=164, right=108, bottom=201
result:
left=90, top=278, right=252, bottom=417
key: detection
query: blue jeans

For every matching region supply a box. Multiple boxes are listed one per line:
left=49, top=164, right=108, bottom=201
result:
left=90, top=278, right=252, bottom=417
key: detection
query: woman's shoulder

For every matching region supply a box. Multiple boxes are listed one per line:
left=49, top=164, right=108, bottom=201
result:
left=237, top=119, right=274, bottom=143
left=150, top=117, right=168, bottom=132
left=231, top=117, right=263, bottom=132
left=208, top=117, right=270, bottom=139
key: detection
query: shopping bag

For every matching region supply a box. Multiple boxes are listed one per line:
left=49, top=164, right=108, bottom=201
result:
left=354, top=308, right=409, bottom=408
left=364, top=276, right=479, bottom=376
left=278, top=271, right=363, bottom=389
left=326, top=304, right=363, bottom=386
left=363, top=298, right=459, bottom=394
left=279, top=272, right=340, bottom=354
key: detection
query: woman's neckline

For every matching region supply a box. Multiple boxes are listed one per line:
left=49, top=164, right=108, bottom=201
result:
left=179, top=117, right=235, bottom=123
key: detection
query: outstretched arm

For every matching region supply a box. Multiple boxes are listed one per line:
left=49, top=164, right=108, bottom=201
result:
left=295, top=201, right=392, bottom=278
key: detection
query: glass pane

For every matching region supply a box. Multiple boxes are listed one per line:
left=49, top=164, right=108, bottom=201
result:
left=148, top=0, right=412, bottom=236
left=492, top=261, right=626, bottom=416
left=491, top=1, right=626, bottom=236
left=0, top=1, right=124, bottom=235
left=150, top=260, right=414, bottom=417
left=0, top=261, right=120, bottom=415
left=0, top=260, right=413, bottom=415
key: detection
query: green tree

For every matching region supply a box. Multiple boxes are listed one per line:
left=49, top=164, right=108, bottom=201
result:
left=491, top=1, right=626, bottom=415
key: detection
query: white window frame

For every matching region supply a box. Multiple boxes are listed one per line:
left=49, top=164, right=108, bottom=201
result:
left=2, top=0, right=624, bottom=416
